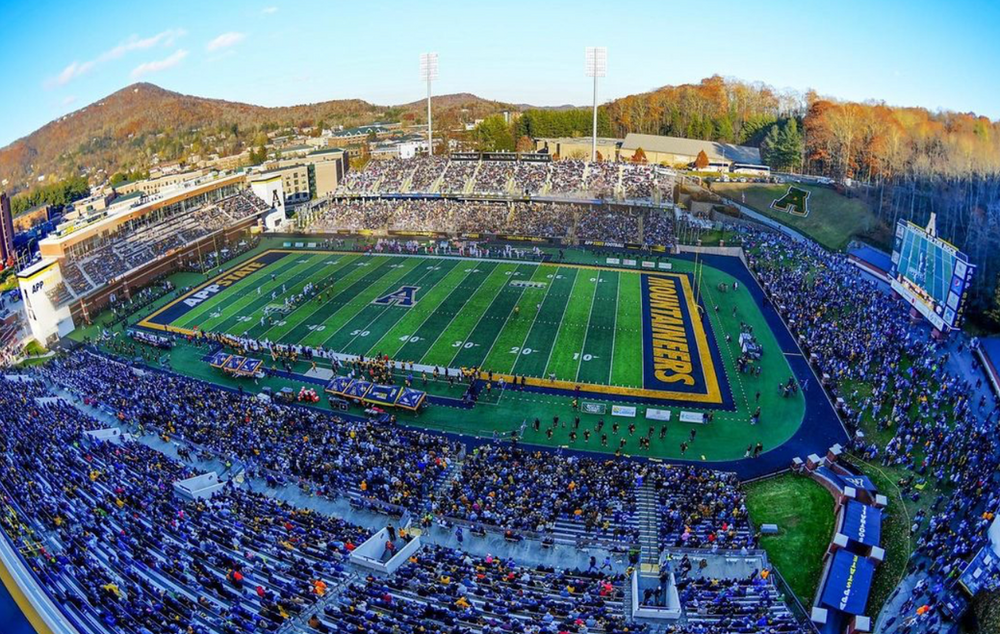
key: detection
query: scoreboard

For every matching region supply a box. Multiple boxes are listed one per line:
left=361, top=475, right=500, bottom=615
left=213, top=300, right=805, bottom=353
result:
left=890, top=218, right=975, bottom=331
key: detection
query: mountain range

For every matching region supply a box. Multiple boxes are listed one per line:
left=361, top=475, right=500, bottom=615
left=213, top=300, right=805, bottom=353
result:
left=0, top=83, right=516, bottom=191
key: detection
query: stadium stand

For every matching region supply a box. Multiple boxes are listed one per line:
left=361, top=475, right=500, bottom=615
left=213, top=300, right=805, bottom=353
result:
left=307, top=198, right=670, bottom=245
left=0, top=356, right=816, bottom=634
left=336, top=156, right=675, bottom=200
left=62, top=191, right=268, bottom=297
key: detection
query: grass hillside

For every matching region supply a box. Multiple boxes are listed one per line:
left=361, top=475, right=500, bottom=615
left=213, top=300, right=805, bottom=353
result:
left=745, top=474, right=835, bottom=605
left=711, top=182, right=884, bottom=250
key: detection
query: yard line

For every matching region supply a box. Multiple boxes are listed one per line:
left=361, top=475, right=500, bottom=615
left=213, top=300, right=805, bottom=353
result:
left=192, top=253, right=325, bottom=332
left=279, top=257, right=412, bottom=346
left=221, top=255, right=338, bottom=336
left=338, top=259, right=455, bottom=351
left=539, top=268, right=580, bottom=379
left=508, top=265, right=561, bottom=377
left=243, top=256, right=360, bottom=337
left=574, top=270, right=602, bottom=382
left=251, top=255, right=378, bottom=341
left=608, top=271, right=621, bottom=385
left=364, top=265, right=472, bottom=359
left=406, top=266, right=487, bottom=365
left=309, top=258, right=425, bottom=348
left=461, top=263, right=534, bottom=370
left=442, top=263, right=524, bottom=368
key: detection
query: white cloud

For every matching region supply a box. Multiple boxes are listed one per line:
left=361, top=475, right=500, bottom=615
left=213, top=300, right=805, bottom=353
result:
left=51, top=60, right=95, bottom=87
left=131, top=49, right=189, bottom=79
left=206, top=32, right=246, bottom=52
left=99, top=29, right=186, bottom=63
left=262, top=6, right=278, bottom=14
left=61, top=95, right=78, bottom=107
left=46, top=28, right=186, bottom=88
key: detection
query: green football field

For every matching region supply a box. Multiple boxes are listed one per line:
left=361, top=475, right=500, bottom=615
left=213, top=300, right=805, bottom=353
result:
left=97, top=239, right=809, bottom=461
left=159, top=251, right=647, bottom=388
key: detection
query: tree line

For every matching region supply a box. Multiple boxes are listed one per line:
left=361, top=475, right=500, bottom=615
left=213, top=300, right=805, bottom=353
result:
left=8, top=175, right=90, bottom=216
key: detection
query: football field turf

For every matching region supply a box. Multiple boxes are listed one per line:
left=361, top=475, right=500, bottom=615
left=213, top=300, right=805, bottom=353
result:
left=141, top=248, right=738, bottom=404
left=84, top=239, right=826, bottom=465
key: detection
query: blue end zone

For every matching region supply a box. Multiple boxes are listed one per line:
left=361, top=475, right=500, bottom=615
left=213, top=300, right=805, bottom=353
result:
left=143, top=249, right=294, bottom=329
left=640, top=273, right=734, bottom=409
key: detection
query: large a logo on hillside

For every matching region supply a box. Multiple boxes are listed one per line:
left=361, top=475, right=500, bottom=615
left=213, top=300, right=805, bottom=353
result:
left=771, top=186, right=810, bottom=217
left=373, top=286, right=420, bottom=307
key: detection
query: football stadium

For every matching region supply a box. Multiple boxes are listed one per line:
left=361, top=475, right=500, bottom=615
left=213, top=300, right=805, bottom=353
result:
left=1, top=8, right=1000, bottom=634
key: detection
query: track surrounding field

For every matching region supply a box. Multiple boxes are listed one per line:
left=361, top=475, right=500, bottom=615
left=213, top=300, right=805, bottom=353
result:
left=143, top=249, right=732, bottom=403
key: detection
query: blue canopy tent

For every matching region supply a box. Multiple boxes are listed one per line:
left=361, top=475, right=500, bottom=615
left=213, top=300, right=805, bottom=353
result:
left=397, top=387, right=427, bottom=410
left=224, top=355, right=247, bottom=372
left=820, top=550, right=875, bottom=615
left=237, top=358, right=264, bottom=376
left=364, top=384, right=403, bottom=407
left=206, top=351, right=231, bottom=368
left=343, top=380, right=373, bottom=400
left=325, top=376, right=354, bottom=396
left=841, top=501, right=882, bottom=547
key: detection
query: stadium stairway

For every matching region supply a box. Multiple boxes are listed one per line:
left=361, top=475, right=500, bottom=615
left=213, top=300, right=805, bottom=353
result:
left=281, top=570, right=362, bottom=634
left=431, top=457, right=465, bottom=499
left=465, top=162, right=481, bottom=195
left=636, top=480, right=660, bottom=567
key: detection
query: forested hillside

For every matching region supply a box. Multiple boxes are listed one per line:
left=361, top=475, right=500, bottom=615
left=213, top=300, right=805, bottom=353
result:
left=0, top=84, right=511, bottom=191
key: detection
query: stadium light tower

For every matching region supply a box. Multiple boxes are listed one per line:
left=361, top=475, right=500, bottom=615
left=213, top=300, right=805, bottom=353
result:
left=585, top=47, right=607, bottom=162
left=420, top=52, right=439, bottom=156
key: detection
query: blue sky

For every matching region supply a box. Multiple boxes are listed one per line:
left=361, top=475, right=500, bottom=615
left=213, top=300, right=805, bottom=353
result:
left=2, top=0, right=999, bottom=148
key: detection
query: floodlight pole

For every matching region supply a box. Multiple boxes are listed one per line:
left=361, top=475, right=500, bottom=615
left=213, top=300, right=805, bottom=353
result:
left=421, top=53, right=438, bottom=157
left=585, top=47, right=606, bottom=163
left=592, top=71, right=598, bottom=163
left=427, top=73, right=433, bottom=157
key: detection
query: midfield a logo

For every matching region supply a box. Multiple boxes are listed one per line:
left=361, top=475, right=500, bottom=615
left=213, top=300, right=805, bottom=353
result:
left=373, top=286, right=420, bottom=307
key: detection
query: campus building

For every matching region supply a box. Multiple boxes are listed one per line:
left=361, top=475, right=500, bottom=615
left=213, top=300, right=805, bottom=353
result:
left=20, top=171, right=277, bottom=344
left=534, top=137, right=623, bottom=161
left=618, top=133, right=762, bottom=169
left=328, top=122, right=403, bottom=147
left=252, top=147, right=349, bottom=203
left=113, top=169, right=208, bottom=197
left=0, top=192, right=14, bottom=266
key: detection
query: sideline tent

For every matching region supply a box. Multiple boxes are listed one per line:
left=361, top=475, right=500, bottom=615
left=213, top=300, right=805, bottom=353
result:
left=397, top=387, right=426, bottom=410
left=841, top=501, right=882, bottom=547
left=325, top=376, right=353, bottom=396
left=207, top=351, right=231, bottom=368
left=205, top=351, right=264, bottom=378
left=364, top=384, right=403, bottom=407
left=820, top=550, right=875, bottom=615
left=343, top=380, right=373, bottom=400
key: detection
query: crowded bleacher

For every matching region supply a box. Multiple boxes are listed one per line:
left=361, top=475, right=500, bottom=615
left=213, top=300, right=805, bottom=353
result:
left=0, top=355, right=800, bottom=633
left=60, top=191, right=268, bottom=298
left=334, top=155, right=675, bottom=200
left=307, top=197, right=672, bottom=245
left=10, top=163, right=1000, bottom=634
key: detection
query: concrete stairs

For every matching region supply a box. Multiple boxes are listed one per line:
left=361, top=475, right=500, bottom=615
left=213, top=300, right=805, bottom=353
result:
left=636, top=480, right=660, bottom=567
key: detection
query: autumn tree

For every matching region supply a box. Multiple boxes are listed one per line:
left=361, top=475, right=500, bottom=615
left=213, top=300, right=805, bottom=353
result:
left=515, top=135, right=535, bottom=152
left=694, top=150, right=709, bottom=169
left=632, top=147, right=647, bottom=163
